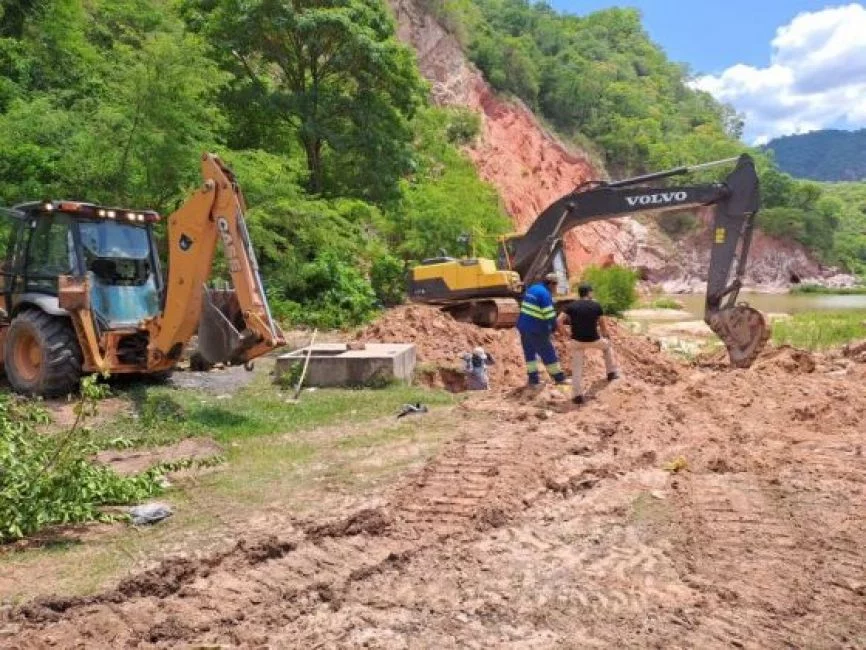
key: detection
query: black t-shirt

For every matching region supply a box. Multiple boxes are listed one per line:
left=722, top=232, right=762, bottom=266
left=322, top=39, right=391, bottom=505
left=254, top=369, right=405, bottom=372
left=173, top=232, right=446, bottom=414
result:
left=565, top=299, right=604, bottom=342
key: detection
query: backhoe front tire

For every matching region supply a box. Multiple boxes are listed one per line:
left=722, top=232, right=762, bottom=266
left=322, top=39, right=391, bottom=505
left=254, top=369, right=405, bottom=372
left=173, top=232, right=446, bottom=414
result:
left=4, top=309, right=82, bottom=397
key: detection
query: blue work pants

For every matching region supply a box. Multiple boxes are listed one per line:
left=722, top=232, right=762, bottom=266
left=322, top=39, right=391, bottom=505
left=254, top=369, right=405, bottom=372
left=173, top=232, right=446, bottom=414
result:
left=519, top=330, right=566, bottom=385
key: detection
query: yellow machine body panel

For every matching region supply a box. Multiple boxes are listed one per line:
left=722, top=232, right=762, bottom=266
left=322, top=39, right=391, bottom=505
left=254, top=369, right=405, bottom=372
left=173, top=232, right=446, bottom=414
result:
left=410, top=258, right=520, bottom=302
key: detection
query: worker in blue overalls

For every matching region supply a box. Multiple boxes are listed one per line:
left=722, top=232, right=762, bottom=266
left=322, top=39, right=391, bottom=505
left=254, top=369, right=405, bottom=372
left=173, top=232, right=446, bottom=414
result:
left=516, top=272, right=568, bottom=387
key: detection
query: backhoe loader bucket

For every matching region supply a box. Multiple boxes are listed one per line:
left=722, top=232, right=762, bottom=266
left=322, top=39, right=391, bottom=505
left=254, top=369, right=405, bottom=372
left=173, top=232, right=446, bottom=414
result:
left=706, top=304, right=770, bottom=368
left=197, top=287, right=244, bottom=365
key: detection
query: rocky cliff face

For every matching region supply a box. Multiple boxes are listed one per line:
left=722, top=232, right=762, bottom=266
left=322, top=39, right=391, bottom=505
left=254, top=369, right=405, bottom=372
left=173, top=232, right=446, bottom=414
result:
left=390, top=0, right=643, bottom=272
left=645, top=210, right=854, bottom=292
left=389, top=0, right=846, bottom=289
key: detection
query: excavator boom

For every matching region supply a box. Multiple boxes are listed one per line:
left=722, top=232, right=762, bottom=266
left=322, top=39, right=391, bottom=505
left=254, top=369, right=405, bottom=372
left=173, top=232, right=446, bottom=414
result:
left=146, top=153, right=285, bottom=368
left=506, top=154, right=768, bottom=367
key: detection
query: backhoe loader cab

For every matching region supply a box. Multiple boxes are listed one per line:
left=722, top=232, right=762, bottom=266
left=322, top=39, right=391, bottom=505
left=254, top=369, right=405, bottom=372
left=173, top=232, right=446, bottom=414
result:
left=4, top=201, right=164, bottom=324
left=0, top=201, right=165, bottom=395
left=0, top=153, right=286, bottom=396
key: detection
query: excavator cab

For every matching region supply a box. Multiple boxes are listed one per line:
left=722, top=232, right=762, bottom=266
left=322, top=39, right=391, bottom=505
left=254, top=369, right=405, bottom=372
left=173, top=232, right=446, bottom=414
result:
left=0, top=154, right=286, bottom=396
left=499, top=235, right=570, bottom=298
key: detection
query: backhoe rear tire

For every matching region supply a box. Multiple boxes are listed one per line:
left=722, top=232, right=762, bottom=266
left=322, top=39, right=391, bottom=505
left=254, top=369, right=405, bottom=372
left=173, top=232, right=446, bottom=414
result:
left=4, top=309, right=82, bottom=397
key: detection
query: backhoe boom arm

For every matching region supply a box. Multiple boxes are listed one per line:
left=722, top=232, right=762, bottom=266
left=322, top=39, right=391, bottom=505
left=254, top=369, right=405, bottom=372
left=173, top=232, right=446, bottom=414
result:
left=146, top=153, right=285, bottom=368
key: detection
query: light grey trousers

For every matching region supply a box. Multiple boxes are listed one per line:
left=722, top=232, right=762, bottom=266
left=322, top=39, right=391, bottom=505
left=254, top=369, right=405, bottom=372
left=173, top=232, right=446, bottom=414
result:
left=571, top=338, right=618, bottom=398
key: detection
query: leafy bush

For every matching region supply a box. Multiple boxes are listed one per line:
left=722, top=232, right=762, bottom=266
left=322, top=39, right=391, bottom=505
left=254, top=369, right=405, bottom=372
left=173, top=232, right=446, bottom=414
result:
left=0, top=377, right=162, bottom=541
left=647, top=296, right=683, bottom=309
left=579, top=264, right=638, bottom=315
left=445, top=108, right=482, bottom=145
left=370, top=254, right=406, bottom=307
left=268, top=252, right=378, bottom=329
left=275, top=360, right=304, bottom=390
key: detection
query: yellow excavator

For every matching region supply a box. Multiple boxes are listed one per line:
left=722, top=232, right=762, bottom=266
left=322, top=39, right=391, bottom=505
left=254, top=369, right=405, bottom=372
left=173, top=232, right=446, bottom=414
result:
left=410, top=154, right=770, bottom=368
left=0, top=153, right=286, bottom=396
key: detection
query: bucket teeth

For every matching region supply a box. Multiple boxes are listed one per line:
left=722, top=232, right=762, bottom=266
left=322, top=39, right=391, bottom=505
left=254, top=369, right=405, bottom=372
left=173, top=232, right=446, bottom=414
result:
left=706, top=304, right=771, bottom=368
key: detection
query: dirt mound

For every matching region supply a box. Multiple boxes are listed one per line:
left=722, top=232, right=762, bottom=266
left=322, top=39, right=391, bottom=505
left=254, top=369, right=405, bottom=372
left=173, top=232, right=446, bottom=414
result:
left=842, top=338, right=866, bottom=362
left=357, top=305, right=526, bottom=389
left=751, top=345, right=816, bottom=374
left=357, top=305, right=686, bottom=389
left=306, top=507, right=393, bottom=539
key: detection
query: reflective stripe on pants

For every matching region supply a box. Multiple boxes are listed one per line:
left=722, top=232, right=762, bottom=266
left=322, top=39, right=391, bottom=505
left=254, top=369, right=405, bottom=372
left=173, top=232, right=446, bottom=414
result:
left=520, top=330, right=564, bottom=383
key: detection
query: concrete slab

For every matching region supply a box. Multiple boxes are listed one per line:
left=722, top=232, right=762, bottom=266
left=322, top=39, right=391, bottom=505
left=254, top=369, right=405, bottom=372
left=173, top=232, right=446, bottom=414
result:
left=275, top=342, right=416, bottom=387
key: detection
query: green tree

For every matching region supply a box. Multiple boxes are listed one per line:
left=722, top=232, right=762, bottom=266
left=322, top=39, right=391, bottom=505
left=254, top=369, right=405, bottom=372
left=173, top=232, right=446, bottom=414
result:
left=185, top=0, right=426, bottom=201
left=384, top=107, right=509, bottom=260
left=0, top=0, right=225, bottom=210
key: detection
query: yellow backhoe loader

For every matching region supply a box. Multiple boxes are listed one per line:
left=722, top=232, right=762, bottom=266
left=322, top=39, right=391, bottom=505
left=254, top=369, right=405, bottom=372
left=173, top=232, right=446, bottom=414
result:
left=410, top=154, right=770, bottom=368
left=0, top=153, right=286, bottom=396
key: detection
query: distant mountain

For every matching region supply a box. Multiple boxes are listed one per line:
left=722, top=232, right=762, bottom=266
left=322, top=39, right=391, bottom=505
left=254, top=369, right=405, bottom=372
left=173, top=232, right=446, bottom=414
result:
left=764, top=129, right=866, bottom=181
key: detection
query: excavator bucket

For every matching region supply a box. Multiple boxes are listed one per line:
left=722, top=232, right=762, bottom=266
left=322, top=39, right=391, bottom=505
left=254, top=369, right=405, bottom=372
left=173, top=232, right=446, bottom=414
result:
left=706, top=304, right=771, bottom=368
left=197, top=287, right=244, bottom=365
left=702, top=154, right=770, bottom=368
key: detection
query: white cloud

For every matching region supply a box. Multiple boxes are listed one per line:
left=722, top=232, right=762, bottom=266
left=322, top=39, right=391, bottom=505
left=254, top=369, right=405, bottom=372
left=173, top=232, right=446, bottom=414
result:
left=690, top=3, right=866, bottom=143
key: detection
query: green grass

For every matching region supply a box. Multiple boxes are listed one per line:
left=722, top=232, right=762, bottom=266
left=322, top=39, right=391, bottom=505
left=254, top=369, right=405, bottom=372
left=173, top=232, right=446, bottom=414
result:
left=637, top=297, right=683, bottom=310
left=772, top=310, right=866, bottom=350
left=790, top=284, right=866, bottom=295
left=91, top=374, right=455, bottom=448
left=2, top=379, right=461, bottom=604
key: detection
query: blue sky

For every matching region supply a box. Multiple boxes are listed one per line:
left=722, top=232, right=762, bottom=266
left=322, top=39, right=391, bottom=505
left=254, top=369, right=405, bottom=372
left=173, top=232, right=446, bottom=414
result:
left=547, top=1, right=866, bottom=142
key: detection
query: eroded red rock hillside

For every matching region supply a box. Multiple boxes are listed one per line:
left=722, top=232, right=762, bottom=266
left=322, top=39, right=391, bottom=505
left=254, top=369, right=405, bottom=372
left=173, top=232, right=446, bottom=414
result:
left=390, top=0, right=641, bottom=275
left=390, top=0, right=848, bottom=288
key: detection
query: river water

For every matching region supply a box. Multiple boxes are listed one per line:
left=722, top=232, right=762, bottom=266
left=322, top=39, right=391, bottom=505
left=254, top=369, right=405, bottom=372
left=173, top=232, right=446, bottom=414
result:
left=671, top=292, right=866, bottom=318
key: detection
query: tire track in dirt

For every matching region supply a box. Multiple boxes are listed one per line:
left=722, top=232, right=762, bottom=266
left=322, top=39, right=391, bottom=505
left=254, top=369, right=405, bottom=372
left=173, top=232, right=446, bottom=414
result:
left=4, top=390, right=592, bottom=647
left=6, top=326, right=866, bottom=647
left=779, top=438, right=866, bottom=646
left=394, top=403, right=576, bottom=533
left=674, top=473, right=812, bottom=648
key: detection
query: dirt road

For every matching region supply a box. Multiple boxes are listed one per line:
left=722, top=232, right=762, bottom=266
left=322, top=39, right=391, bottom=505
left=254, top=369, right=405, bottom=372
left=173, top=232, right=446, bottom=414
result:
left=5, top=309, right=866, bottom=648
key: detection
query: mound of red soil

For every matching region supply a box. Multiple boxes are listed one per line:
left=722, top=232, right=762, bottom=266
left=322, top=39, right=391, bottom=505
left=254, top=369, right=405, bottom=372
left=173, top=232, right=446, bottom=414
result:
left=356, top=305, right=685, bottom=389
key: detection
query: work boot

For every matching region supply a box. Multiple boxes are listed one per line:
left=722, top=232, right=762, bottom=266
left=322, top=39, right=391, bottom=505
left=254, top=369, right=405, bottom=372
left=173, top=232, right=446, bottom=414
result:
left=572, top=395, right=585, bottom=405
left=607, top=371, right=620, bottom=382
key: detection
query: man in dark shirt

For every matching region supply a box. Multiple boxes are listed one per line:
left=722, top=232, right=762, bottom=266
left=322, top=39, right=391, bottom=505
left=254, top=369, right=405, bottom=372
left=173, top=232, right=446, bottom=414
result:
left=557, top=283, right=619, bottom=405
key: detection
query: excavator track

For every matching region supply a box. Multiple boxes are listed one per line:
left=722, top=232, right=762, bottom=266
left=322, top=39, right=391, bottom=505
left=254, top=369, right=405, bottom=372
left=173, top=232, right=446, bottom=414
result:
left=706, top=304, right=771, bottom=368
left=442, top=298, right=520, bottom=329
